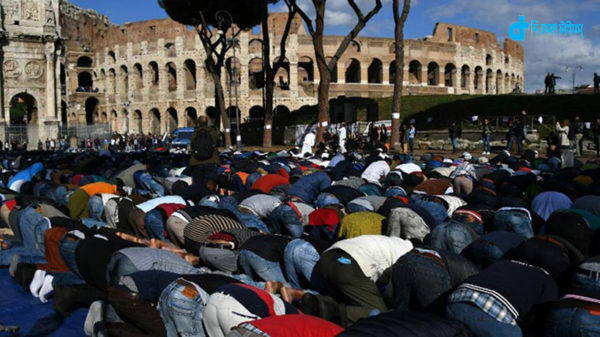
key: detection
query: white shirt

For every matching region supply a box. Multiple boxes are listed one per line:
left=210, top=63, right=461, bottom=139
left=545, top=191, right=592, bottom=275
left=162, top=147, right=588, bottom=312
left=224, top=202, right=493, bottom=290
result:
left=339, top=127, right=347, bottom=141
left=396, top=163, right=421, bottom=175
left=304, top=132, right=316, bottom=147
left=361, top=160, right=390, bottom=186
left=328, top=235, right=413, bottom=281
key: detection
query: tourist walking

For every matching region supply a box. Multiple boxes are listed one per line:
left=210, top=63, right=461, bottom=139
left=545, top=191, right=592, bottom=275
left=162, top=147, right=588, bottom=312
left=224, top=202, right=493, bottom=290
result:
left=448, top=121, right=461, bottom=154
left=556, top=119, right=573, bottom=167
left=408, top=124, right=416, bottom=153
left=481, top=118, right=492, bottom=155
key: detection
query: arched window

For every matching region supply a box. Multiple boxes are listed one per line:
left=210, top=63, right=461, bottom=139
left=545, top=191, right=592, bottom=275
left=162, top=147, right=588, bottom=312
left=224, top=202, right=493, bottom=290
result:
left=77, top=56, right=93, bottom=68
left=408, top=60, right=421, bottom=84
left=427, top=62, right=439, bottom=86
left=367, top=59, right=383, bottom=84
left=184, top=59, right=197, bottom=90
left=166, top=62, right=177, bottom=92
left=78, top=72, right=93, bottom=90
left=345, top=58, right=361, bottom=83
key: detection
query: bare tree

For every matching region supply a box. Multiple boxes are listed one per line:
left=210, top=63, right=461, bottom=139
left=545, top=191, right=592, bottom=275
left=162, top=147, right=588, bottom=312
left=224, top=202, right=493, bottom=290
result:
left=260, top=1, right=296, bottom=147
left=390, top=0, right=411, bottom=148
left=286, top=0, right=382, bottom=142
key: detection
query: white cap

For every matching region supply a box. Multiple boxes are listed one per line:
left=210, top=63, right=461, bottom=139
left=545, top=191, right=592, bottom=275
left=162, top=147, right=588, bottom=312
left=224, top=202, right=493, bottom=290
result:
left=462, top=152, right=472, bottom=161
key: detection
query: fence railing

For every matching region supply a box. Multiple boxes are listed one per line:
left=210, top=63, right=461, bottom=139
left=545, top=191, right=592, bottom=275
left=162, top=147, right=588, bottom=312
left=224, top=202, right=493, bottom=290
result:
left=59, top=123, right=112, bottom=140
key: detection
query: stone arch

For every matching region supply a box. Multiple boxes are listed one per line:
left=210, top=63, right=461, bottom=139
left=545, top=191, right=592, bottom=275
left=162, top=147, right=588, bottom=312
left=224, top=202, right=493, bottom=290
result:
left=149, top=108, right=161, bottom=135
left=274, top=57, right=290, bottom=89
left=444, top=63, right=457, bottom=87
left=474, top=66, right=483, bottom=91
left=427, top=62, right=440, bottom=86
left=166, top=62, right=177, bottom=92
left=101, top=112, right=108, bottom=123
left=166, top=107, right=178, bottom=132
left=345, top=58, right=361, bottom=83
left=108, top=68, right=116, bottom=96
left=121, top=109, right=130, bottom=132
left=505, top=73, right=510, bottom=92
left=248, top=39, right=263, bottom=54
left=273, top=105, right=290, bottom=116
left=133, top=63, right=143, bottom=91
left=84, top=97, right=99, bottom=125
left=61, top=100, right=68, bottom=125
left=149, top=61, right=159, bottom=87
left=408, top=60, right=421, bottom=84
left=368, top=58, right=383, bottom=84
left=77, top=56, right=93, bottom=68
left=205, top=106, right=217, bottom=125
left=60, top=64, right=66, bottom=93
left=111, top=110, right=118, bottom=131
left=9, top=92, right=37, bottom=125
left=485, top=54, right=492, bottom=66
left=184, top=59, right=197, bottom=90
left=326, top=57, right=338, bottom=83
left=389, top=60, right=397, bottom=84
left=226, top=57, right=241, bottom=85
left=461, top=65, right=470, bottom=89
left=485, top=68, right=493, bottom=93
left=249, top=105, right=265, bottom=122
left=165, top=42, right=176, bottom=57
left=119, top=65, right=129, bottom=99
left=298, top=56, right=314, bottom=82
left=185, top=107, right=197, bottom=127
left=133, top=110, right=142, bottom=133
left=496, top=69, right=503, bottom=94
left=107, top=51, right=116, bottom=63
left=78, top=71, right=93, bottom=90
left=248, top=57, right=264, bottom=89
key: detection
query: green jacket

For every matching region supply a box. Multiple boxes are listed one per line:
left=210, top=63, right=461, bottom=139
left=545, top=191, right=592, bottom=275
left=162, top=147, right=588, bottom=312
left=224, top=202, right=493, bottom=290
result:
left=189, top=127, right=219, bottom=167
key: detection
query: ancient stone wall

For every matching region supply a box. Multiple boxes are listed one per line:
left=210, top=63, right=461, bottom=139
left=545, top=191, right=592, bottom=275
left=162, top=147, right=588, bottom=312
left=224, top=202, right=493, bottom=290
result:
left=1, top=1, right=524, bottom=141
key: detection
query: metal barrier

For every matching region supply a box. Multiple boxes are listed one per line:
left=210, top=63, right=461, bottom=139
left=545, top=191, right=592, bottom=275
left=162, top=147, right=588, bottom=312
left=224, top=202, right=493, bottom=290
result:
left=5, top=125, right=29, bottom=143
left=59, top=124, right=112, bottom=140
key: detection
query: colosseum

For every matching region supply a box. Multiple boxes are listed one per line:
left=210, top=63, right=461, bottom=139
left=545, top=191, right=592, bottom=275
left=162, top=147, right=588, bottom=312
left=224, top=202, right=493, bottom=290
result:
left=0, top=0, right=524, bottom=146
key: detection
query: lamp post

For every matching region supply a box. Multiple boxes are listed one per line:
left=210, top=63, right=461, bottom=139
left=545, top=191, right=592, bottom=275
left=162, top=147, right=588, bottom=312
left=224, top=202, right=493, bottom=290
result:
left=215, top=10, right=242, bottom=150
left=565, top=65, right=583, bottom=93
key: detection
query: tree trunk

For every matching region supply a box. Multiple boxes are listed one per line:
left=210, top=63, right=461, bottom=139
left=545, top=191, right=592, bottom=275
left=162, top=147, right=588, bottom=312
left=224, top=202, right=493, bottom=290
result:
left=391, top=0, right=411, bottom=149
left=261, top=1, right=273, bottom=148
left=263, top=81, right=274, bottom=147
left=212, top=71, right=232, bottom=148
left=316, top=67, right=330, bottom=143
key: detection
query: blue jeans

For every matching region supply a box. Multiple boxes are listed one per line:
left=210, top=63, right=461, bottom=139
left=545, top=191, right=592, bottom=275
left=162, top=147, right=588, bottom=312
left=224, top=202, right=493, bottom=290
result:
left=315, top=193, right=341, bottom=209
left=158, top=279, right=208, bottom=337
left=391, top=252, right=452, bottom=310
left=451, top=138, right=457, bottom=152
left=506, top=135, right=523, bottom=154
left=408, top=138, right=414, bottom=153
left=493, top=209, right=533, bottom=238
left=446, top=302, right=522, bottom=337
left=238, top=250, right=286, bottom=284
left=145, top=208, right=166, bottom=240
left=81, top=218, right=108, bottom=228
left=88, top=195, right=105, bottom=221
left=430, top=221, right=478, bottom=254
left=1, top=207, right=49, bottom=265
left=106, top=253, right=140, bottom=287
left=283, top=239, right=322, bottom=291
left=54, top=185, right=69, bottom=206
left=269, top=204, right=302, bottom=237
left=358, top=183, right=382, bottom=196
left=58, top=235, right=81, bottom=277
left=572, top=263, right=600, bottom=294
left=544, top=306, right=600, bottom=337
left=218, top=197, right=270, bottom=233
left=482, top=135, right=491, bottom=152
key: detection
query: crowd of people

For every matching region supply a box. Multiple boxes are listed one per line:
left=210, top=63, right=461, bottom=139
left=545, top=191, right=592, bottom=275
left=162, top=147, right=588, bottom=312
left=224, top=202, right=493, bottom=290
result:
left=1, top=114, right=600, bottom=337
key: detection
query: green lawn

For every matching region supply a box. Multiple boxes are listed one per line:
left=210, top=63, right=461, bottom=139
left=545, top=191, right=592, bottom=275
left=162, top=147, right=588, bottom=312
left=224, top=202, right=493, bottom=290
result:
left=270, top=94, right=600, bottom=129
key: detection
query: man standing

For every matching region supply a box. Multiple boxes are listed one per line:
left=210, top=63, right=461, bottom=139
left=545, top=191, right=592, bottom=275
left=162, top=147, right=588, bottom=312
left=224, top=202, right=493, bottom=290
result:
left=408, top=124, right=416, bottom=153
left=593, top=118, right=600, bottom=157
left=594, top=73, right=600, bottom=95
left=189, top=115, right=219, bottom=185
left=481, top=118, right=492, bottom=155
left=302, top=129, right=316, bottom=156
left=544, top=73, right=551, bottom=95
left=338, top=123, right=347, bottom=153
left=448, top=121, right=461, bottom=154
left=573, top=116, right=585, bottom=156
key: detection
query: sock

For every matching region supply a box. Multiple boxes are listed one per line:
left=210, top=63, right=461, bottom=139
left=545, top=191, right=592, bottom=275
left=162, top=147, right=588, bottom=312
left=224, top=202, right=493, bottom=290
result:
left=39, top=274, right=54, bottom=303
left=29, top=269, right=46, bottom=297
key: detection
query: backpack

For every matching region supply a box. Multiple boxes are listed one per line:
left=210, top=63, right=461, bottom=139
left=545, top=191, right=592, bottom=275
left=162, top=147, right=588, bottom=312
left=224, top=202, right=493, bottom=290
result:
left=567, top=127, right=575, bottom=141
left=191, top=131, right=215, bottom=161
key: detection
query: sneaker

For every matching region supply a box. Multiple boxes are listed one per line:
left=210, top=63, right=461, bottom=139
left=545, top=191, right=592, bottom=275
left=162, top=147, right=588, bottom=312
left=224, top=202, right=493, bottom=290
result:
left=84, top=300, right=105, bottom=336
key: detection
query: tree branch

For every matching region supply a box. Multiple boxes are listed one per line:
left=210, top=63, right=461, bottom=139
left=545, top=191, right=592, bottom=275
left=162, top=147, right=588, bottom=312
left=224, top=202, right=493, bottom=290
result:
left=286, top=0, right=316, bottom=37
left=327, top=0, right=382, bottom=72
left=347, top=0, right=364, bottom=21
left=273, top=5, right=296, bottom=74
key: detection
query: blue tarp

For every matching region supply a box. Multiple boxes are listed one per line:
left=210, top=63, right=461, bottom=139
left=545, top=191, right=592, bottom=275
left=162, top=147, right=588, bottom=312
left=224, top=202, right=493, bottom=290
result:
left=0, top=269, right=87, bottom=337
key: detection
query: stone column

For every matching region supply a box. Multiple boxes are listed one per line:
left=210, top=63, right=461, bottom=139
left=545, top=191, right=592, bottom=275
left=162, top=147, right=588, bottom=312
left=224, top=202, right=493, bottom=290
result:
left=43, top=41, right=59, bottom=144
left=360, top=62, right=368, bottom=84
left=382, top=65, right=390, bottom=84
left=290, top=60, right=299, bottom=97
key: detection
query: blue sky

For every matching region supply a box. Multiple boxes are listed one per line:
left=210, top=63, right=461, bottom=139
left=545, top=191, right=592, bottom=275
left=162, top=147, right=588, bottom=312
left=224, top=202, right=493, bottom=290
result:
left=71, top=0, right=600, bottom=92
